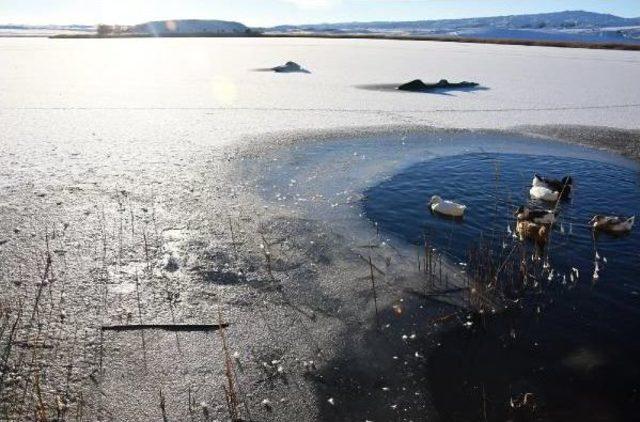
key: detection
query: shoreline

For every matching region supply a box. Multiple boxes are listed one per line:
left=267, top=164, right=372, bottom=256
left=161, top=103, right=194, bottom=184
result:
left=30, top=31, right=640, bottom=51
left=46, top=32, right=260, bottom=39
left=261, top=33, right=640, bottom=51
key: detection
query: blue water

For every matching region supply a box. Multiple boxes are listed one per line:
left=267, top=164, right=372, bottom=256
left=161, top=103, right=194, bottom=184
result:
left=363, top=153, right=640, bottom=288
left=244, top=133, right=640, bottom=419
left=363, top=152, right=640, bottom=420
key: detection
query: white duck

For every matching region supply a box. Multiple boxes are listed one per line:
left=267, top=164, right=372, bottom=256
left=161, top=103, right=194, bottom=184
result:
left=529, top=186, right=559, bottom=202
left=533, top=174, right=572, bottom=198
left=589, top=215, right=635, bottom=233
left=429, top=195, right=466, bottom=217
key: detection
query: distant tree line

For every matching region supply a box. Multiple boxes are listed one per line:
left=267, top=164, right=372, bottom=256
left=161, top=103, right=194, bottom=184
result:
left=96, top=24, right=131, bottom=36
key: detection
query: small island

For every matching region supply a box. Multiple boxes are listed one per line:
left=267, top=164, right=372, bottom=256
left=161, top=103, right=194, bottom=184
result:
left=51, top=19, right=259, bottom=38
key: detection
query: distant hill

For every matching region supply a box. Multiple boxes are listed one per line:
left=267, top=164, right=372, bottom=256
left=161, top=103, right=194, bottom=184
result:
left=1, top=20, right=251, bottom=37
left=131, top=19, right=249, bottom=35
left=4, top=11, right=640, bottom=44
left=265, top=10, right=640, bottom=44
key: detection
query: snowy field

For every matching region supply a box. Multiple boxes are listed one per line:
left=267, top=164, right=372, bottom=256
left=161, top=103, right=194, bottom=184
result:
left=0, top=38, right=639, bottom=421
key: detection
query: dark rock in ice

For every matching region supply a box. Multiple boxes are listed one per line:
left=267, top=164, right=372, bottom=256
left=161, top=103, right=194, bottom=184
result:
left=398, top=79, right=479, bottom=92
left=272, top=61, right=310, bottom=73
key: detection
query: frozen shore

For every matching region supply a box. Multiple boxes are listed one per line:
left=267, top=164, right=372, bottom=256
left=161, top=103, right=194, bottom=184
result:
left=1, top=38, right=639, bottom=420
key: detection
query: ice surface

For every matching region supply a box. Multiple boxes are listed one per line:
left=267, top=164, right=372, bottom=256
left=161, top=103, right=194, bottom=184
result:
left=1, top=37, right=639, bottom=147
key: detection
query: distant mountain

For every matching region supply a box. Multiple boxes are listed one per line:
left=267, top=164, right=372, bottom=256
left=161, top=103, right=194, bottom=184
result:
left=131, top=19, right=248, bottom=35
left=265, top=10, right=640, bottom=44
left=270, top=11, right=640, bottom=31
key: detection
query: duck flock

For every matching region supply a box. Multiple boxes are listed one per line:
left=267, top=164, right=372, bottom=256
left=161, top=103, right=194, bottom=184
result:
left=429, top=173, right=635, bottom=253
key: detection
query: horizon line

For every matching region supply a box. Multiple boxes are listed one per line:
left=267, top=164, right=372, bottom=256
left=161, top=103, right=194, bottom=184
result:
left=2, top=9, right=640, bottom=28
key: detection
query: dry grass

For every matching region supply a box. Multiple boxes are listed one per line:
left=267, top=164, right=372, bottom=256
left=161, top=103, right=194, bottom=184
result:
left=218, top=306, right=242, bottom=422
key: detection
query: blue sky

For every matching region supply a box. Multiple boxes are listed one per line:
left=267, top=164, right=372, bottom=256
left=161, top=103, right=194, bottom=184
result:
left=1, top=0, right=639, bottom=26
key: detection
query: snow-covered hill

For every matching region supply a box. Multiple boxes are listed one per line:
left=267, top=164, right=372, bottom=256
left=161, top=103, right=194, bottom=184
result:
left=266, top=10, right=640, bottom=44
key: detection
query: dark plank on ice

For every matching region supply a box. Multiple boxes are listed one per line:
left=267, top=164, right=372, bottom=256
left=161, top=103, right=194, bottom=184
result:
left=101, top=323, right=229, bottom=332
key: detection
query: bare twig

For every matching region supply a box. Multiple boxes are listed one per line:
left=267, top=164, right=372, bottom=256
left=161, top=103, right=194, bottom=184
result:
left=368, top=256, right=379, bottom=329
left=159, top=388, right=169, bottom=422
left=218, top=306, right=240, bottom=421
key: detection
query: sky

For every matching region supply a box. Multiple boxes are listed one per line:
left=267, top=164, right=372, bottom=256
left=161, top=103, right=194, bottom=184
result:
left=1, top=0, right=639, bottom=26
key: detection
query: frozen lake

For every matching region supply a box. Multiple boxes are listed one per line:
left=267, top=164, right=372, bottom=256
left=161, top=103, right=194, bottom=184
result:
left=2, top=37, right=639, bottom=190
left=1, top=37, right=639, bottom=421
left=2, top=37, right=640, bottom=137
